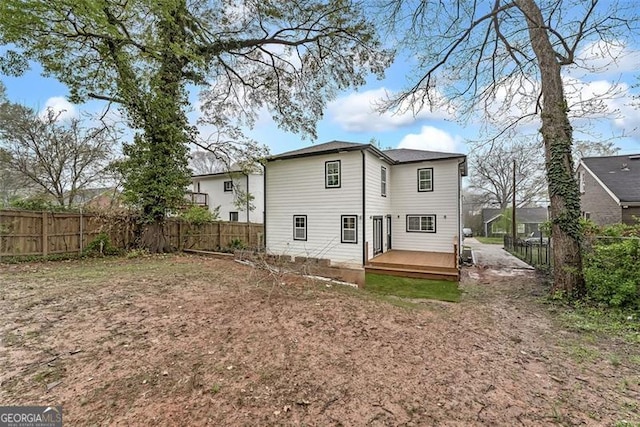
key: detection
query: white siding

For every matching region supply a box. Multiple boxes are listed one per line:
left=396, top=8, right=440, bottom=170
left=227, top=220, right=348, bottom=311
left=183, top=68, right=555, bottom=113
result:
left=266, top=151, right=363, bottom=267
left=192, top=172, right=264, bottom=223
left=364, top=151, right=393, bottom=260
left=389, top=159, right=461, bottom=253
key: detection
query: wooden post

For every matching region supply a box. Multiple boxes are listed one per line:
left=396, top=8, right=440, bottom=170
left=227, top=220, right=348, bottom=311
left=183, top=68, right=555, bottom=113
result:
left=42, top=211, right=48, bottom=256
left=178, top=221, right=183, bottom=251
left=512, top=159, right=517, bottom=246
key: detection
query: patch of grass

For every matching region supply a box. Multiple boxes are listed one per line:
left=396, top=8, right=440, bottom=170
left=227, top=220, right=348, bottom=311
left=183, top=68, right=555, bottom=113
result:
left=566, top=343, right=600, bottom=364
left=365, top=273, right=461, bottom=303
left=558, top=305, right=640, bottom=345
left=474, top=236, right=504, bottom=245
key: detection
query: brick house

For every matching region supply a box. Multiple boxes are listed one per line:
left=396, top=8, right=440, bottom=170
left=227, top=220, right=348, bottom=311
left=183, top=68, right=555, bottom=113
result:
left=577, top=154, right=640, bottom=226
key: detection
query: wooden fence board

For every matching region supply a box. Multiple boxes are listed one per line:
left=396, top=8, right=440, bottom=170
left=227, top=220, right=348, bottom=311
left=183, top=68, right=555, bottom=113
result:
left=0, top=209, right=264, bottom=258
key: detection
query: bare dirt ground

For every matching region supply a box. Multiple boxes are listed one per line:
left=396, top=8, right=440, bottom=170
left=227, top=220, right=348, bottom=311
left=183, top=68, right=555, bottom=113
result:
left=0, top=255, right=638, bottom=426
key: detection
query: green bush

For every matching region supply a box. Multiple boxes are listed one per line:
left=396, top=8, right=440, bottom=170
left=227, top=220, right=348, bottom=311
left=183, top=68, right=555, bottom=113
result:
left=584, top=238, right=640, bottom=308
left=84, top=232, right=120, bottom=256
left=179, top=205, right=218, bottom=225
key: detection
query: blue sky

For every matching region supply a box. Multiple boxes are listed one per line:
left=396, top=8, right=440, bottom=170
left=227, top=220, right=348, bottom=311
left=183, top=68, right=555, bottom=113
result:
left=2, top=29, right=640, bottom=158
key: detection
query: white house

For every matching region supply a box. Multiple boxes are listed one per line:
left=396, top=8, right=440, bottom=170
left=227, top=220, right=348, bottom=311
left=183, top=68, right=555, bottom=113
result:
left=190, top=168, right=264, bottom=223
left=265, top=141, right=467, bottom=282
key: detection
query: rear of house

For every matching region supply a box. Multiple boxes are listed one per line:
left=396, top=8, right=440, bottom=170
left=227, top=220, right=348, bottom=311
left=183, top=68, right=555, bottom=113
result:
left=265, top=141, right=466, bottom=284
left=191, top=170, right=264, bottom=223
left=578, top=154, right=640, bottom=226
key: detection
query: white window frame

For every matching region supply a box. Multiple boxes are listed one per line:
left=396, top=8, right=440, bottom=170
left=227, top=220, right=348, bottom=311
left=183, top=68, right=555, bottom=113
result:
left=578, top=170, right=585, bottom=194
left=406, top=215, right=436, bottom=233
left=417, top=168, right=433, bottom=192
left=293, top=215, right=307, bottom=241
left=341, top=215, right=358, bottom=244
left=381, top=166, right=387, bottom=197
left=325, top=160, right=341, bottom=188
left=224, top=180, right=233, bottom=192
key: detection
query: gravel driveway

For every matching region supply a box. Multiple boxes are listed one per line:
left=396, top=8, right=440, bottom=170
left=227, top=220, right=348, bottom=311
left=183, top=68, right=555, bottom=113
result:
left=464, top=237, right=534, bottom=269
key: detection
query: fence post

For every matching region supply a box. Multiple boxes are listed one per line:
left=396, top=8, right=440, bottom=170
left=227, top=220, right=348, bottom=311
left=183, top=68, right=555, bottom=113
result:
left=178, top=220, right=183, bottom=250
left=42, top=211, right=48, bottom=256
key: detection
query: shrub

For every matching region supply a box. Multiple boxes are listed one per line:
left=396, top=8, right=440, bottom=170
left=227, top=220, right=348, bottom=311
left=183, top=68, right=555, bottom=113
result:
left=84, top=232, right=120, bottom=256
left=584, top=238, right=640, bottom=308
left=179, top=205, right=218, bottom=225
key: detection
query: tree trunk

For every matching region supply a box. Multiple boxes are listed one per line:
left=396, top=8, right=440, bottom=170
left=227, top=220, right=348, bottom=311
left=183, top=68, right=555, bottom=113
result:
left=517, top=0, right=586, bottom=297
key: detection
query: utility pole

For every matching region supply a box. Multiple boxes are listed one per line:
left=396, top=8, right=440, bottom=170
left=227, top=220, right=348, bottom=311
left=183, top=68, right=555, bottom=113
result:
left=512, top=159, right=517, bottom=246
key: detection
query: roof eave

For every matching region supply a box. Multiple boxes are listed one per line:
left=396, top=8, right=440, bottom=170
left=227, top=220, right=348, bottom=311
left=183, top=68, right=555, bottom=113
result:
left=266, top=144, right=367, bottom=161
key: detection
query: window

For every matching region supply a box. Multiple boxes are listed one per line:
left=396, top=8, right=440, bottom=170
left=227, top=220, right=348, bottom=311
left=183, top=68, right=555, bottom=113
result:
left=381, top=166, right=387, bottom=197
left=406, top=215, right=436, bottom=233
left=325, top=160, right=341, bottom=188
left=517, top=223, right=525, bottom=234
left=293, top=215, right=307, bottom=241
left=417, top=168, right=433, bottom=192
left=578, top=170, right=585, bottom=193
left=341, top=215, right=358, bottom=243
left=229, top=212, right=239, bottom=222
left=224, top=180, right=233, bottom=192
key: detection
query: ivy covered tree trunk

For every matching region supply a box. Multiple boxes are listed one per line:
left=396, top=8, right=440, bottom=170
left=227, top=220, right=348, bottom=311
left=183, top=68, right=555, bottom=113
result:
left=117, top=2, right=193, bottom=252
left=518, top=0, right=585, bottom=296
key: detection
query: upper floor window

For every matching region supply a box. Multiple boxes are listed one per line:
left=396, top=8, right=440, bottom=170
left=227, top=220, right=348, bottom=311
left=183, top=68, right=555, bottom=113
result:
left=229, top=212, right=239, bottom=222
left=381, top=166, right=387, bottom=197
left=417, top=168, right=433, bottom=192
left=326, top=160, right=341, bottom=188
left=224, top=180, right=233, bottom=192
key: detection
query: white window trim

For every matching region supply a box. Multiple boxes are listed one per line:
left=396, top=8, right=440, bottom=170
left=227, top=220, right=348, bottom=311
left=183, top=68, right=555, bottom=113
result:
left=224, top=180, right=233, bottom=192
left=381, top=166, right=387, bottom=197
left=417, top=168, right=433, bottom=192
left=406, top=214, right=436, bottom=233
left=325, top=160, right=341, bottom=188
left=293, top=215, right=307, bottom=241
left=341, top=215, right=358, bottom=244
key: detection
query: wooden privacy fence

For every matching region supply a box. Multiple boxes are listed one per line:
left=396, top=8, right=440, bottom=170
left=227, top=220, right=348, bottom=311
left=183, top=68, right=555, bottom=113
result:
left=0, top=209, right=264, bottom=258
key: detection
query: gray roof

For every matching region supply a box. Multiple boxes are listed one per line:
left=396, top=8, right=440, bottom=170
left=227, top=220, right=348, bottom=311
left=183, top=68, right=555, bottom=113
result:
left=268, top=140, right=466, bottom=165
left=582, top=154, right=640, bottom=203
left=383, top=148, right=465, bottom=163
left=482, top=207, right=548, bottom=224
left=268, top=140, right=366, bottom=160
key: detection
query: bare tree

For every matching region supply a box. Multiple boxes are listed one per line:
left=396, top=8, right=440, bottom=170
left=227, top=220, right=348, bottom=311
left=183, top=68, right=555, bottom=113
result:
left=468, top=139, right=547, bottom=210
left=380, top=0, right=638, bottom=296
left=190, top=150, right=226, bottom=175
left=573, top=139, right=619, bottom=167
left=0, top=103, right=116, bottom=208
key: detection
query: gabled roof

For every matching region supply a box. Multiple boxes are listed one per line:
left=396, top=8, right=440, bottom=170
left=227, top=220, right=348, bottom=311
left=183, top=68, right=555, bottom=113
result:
left=268, top=140, right=466, bottom=166
left=581, top=154, right=640, bottom=203
left=481, top=207, right=548, bottom=224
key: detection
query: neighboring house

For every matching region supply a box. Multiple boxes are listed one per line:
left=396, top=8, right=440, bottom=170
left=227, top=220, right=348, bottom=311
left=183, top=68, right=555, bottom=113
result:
left=265, top=141, right=467, bottom=283
left=190, top=167, right=264, bottom=223
left=577, top=154, right=640, bottom=226
left=481, top=207, right=548, bottom=237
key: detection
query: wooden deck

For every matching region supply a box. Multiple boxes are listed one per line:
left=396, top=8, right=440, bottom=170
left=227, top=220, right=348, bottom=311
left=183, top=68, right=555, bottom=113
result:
left=366, top=250, right=459, bottom=281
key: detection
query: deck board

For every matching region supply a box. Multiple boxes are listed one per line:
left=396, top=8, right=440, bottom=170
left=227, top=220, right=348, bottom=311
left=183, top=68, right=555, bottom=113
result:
left=366, top=250, right=459, bottom=281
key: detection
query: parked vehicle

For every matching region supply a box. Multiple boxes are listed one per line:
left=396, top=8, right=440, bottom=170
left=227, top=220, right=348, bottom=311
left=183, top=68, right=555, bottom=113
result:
left=524, top=231, right=549, bottom=245
left=462, top=227, right=473, bottom=237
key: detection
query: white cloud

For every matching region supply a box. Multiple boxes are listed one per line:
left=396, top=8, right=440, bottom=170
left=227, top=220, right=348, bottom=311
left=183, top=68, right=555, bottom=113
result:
left=40, top=97, right=77, bottom=121
left=571, top=39, right=640, bottom=76
left=398, top=126, right=465, bottom=153
left=327, top=87, right=455, bottom=132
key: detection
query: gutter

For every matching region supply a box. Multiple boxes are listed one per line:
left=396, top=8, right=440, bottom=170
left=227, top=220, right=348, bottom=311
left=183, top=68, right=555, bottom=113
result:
left=362, top=150, right=366, bottom=266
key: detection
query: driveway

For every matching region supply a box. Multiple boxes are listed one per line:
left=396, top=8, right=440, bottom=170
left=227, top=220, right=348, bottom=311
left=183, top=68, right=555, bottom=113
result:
left=464, top=237, right=534, bottom=269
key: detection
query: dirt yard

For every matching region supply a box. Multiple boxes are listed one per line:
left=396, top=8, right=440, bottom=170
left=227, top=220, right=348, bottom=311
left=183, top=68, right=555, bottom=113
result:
left=0, top=255, right=638, bottom=426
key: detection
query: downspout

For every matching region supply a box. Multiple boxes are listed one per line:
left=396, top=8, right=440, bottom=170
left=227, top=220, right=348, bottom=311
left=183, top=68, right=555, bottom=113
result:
left=246, top=173, right=250, bottom=222
left=362, top=150, right=366, bottom=265
left=262, top=163, right=267, bottom=250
